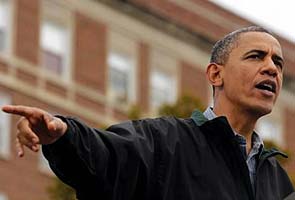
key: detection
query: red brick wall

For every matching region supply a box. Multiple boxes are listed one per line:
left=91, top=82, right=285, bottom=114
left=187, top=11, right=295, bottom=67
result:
left=74, top=12, right=107, bottom=94
left=137, top=42, right=150, bottom=111
left=14, top=0, right=40, bottom=65
left=180, top=61, right=208, bottom=105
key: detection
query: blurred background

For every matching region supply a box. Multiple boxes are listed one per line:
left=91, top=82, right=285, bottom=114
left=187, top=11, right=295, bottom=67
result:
left=0, top=0, right=294, bottom=199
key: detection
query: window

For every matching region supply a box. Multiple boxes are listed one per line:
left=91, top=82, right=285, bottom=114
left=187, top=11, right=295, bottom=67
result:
left=0, top=0, right=11, bottom=53
left=0, top=92, right=11, bottom=159
left=149, top=50, right=177, bottom=110
left=40, top=0, right=72, bottom=80
left=40, top=20, right=70, bottom=78
left=108, top=52, right=134, bottom=104
left=107, top=31, right=137, bottom=105
left=150, top=69, right=177, bottom=109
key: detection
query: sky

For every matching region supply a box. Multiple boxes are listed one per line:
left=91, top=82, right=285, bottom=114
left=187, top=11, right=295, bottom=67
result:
left=211, top=0, right=295, bottom=43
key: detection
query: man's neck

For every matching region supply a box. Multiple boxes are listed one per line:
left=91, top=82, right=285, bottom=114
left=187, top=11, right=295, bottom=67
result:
left=213, top=105, right=258, bottom=154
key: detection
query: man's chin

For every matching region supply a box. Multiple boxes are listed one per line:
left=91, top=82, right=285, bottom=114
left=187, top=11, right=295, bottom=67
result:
left=252, top=104, right=273, bottom=118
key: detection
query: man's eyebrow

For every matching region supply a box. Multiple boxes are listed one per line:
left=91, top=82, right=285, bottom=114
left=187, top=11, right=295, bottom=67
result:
left=243, top=49, right=285, bottom=63
left=243, top=49, right=267, bottom=56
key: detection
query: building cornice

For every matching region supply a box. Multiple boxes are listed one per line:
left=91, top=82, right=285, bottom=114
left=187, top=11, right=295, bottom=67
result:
left=95, top=0, right=213, bottom=52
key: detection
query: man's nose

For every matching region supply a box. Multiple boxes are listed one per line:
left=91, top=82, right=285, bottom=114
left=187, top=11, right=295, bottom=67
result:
left=261, top=59, right=279, bottom=77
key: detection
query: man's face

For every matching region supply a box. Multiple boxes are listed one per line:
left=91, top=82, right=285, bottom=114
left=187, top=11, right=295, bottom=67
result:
left=220, top=32, right=283, bottom=117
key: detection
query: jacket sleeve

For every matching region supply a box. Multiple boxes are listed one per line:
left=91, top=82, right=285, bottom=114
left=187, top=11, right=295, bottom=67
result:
left=42, top=115, right=163, bottom=199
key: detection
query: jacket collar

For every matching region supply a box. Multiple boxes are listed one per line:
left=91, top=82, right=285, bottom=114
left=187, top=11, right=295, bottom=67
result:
left=190, top=109, right=209, bottom=126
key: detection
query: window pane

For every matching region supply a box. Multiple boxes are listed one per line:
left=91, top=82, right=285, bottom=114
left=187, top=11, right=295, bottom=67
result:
left=41, top=21, right=67, bottom=54
left=42, top=49, right=63, bottom=75
left=41, top=21, right=68, bottom=76
left=108, top=52, right=132, bottom=103
left=150, top=70, right=176, bottom=108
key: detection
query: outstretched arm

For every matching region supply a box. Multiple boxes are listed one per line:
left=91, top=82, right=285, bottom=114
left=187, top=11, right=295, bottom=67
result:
left=2, top=105, right=160, bottom=198
left=2, top=105, right=67, bottom=157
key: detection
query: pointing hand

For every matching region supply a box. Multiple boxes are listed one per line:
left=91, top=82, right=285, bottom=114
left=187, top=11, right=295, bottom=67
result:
left=2, top=105, right=67, bottom=157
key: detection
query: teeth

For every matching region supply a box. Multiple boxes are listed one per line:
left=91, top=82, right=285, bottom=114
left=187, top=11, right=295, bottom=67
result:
left=256, top=82, right=275, bottom=93
left=263, top=84, right=273, bottom=90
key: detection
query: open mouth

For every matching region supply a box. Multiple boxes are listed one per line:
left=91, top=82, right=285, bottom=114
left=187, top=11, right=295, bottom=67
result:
left=255, top=80, right=276, bottom=94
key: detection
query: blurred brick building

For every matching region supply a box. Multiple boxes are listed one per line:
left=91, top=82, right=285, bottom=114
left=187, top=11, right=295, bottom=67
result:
left=0, top=0, right=294, bottom=199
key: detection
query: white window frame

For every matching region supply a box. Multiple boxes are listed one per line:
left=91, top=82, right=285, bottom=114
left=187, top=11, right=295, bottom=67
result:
left=40, top=0, right=73, bottom=82
left=0, top=0, right=13, bottom=55
left=149, top=49, right=178, bottom=111
left=0, top=92, right=11, bottom=159
left=107, top=30, right=137, bottom=106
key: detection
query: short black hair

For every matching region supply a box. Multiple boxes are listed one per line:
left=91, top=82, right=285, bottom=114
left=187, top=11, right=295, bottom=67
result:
left=210, top=26, right=274, bottom=65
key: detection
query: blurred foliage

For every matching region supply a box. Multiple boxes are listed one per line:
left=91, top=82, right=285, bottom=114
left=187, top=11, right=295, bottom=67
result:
left=158, top=94, right=205, bottom=118
left=48, top=177, right=76, bottom=200
left=127, top=104, right=142, bottom=120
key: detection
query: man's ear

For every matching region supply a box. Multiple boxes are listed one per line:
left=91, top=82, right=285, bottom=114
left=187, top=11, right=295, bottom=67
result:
left=206, top=63, right=223, bottom=87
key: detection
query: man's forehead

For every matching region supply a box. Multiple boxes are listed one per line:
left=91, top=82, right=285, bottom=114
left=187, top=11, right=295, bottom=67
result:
left=236, top=32, right=283, bottom=56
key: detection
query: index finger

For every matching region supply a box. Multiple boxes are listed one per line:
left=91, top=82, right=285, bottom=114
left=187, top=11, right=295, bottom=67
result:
left=2, top=105, right=35, bottom=117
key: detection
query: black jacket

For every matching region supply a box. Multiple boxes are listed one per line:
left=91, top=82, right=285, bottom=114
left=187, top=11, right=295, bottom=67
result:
left=43, top=110, right=294, bottom=200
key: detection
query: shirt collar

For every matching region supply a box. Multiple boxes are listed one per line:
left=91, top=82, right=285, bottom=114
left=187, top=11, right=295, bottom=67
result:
left=203, top=106, right=217, bottom=121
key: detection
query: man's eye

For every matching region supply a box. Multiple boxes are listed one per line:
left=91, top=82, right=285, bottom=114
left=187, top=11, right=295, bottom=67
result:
left=274, top=61, right=283, bottom=70
left=247, top=54, right=261, bottom=59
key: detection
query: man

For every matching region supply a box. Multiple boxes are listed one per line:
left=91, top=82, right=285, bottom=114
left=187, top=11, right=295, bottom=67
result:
left=2, top=26, right=294, bottom=200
